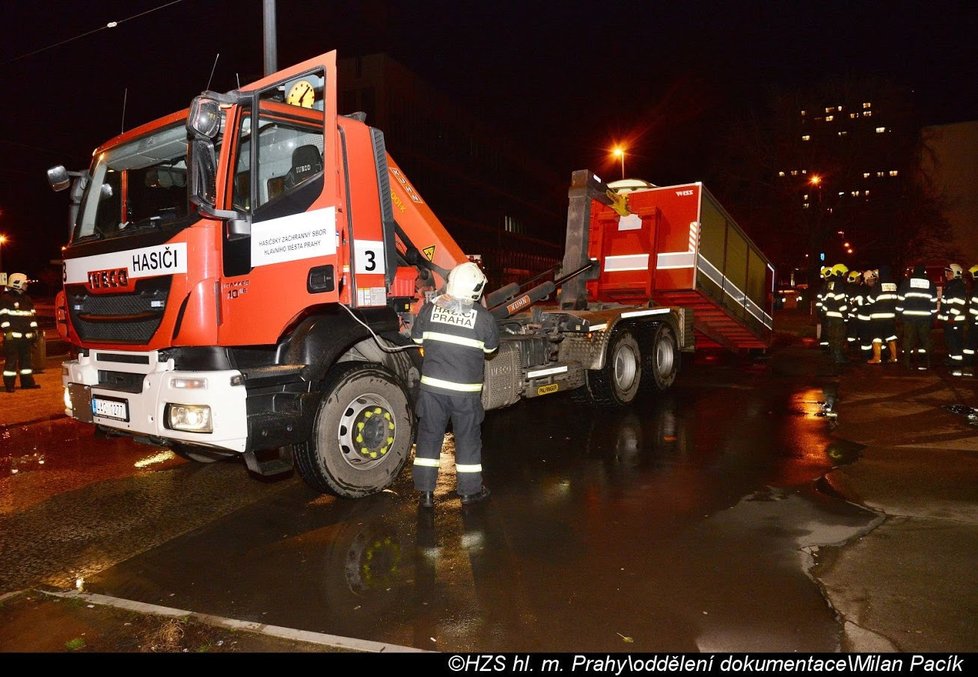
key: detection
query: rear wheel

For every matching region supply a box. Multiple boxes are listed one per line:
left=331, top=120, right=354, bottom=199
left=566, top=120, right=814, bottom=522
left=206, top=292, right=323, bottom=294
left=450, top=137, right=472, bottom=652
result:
left=294, top=362, right=414, bottom=498
left=578, top=328, right=642, bottom=407
left=641, top=323, right=680, bottom=393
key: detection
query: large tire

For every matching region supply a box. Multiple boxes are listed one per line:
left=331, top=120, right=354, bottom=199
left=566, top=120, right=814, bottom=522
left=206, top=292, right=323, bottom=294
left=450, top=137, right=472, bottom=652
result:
left=641, top=322, right=680, bottom=393
left=294, top=362, right=414, bottom=498
left=579, top=328, right=642, bottom=407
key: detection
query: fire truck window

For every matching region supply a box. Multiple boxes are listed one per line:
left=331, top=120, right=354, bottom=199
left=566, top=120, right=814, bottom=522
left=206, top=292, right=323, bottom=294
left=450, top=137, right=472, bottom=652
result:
left=127, top=161, right=189, bottom=225
left=233, top=171, right=251, bottom=211
left=94, top=171, right=122, bottom=236
left=283, top=144, right=323, bottom=190
left=252, top=120, right=323, bottom=210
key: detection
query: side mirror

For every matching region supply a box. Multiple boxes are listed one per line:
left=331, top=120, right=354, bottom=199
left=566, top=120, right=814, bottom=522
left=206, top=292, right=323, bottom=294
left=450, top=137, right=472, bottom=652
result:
left=47, top=166, right=70, bottom=192
left=187, top=97, right=223, bottom=139
left=190, top=137, right=217, bottom=208
left=187, top=91, right=249, bottom=227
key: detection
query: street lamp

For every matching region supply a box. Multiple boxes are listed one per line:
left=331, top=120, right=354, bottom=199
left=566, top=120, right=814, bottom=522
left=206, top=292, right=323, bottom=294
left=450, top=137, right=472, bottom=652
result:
left=0, top=234, right=6, bottom=274
left=612, top=146, right=626, bottom=180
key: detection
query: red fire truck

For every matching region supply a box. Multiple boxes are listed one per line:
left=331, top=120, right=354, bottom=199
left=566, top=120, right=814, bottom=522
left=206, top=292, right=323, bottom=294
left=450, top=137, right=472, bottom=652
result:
left=48, top=51, right=773, bottom=498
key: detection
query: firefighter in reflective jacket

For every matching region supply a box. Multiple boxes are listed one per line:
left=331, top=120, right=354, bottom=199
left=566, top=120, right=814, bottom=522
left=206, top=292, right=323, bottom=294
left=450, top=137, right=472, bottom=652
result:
left=939, top=263, right=968, bottom=374
left=0, top=273, right=41, bottom=392
left=823, top=264, right=850, bottom=365
left=815, top=265, right=832, bottom=351
left=865, top=266, right=900, bottom=364
left=896, top=264, right=938, bottom=370
left=965, top=265, right=978, bottom=376
left=411, top=262, right=499, bottom=509
left=845, top=269, right=863, bottom=354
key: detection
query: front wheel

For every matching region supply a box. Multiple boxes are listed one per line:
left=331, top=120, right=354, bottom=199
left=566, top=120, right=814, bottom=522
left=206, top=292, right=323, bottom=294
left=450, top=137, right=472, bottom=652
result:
left=294, top=362, right=415, bottom=498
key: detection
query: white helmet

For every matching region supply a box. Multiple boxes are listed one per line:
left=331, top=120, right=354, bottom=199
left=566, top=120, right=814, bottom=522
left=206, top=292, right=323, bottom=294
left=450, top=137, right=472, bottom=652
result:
left=946, top=263, right=963, bottom=279
left=446, top=262, right=487, bottom=302
left=7, top=273, right=28, bottom=291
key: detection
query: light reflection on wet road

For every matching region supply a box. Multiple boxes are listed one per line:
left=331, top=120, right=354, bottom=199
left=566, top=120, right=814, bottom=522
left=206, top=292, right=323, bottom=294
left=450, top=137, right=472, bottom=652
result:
left=0, top=348, right=874, bottom=651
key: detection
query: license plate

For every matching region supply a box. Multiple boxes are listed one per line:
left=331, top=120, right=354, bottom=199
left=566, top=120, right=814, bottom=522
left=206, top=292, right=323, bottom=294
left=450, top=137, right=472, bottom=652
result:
left=92, top=396, right=129, bottom=421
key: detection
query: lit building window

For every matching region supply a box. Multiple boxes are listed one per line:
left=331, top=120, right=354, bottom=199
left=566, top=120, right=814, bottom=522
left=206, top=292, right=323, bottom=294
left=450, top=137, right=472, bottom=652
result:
left=850, top=113, right=858, bottom=119
left=863, top=172, right=871, bottom=178
left=863, top=110, right=872, bottom=117
left=790, top=170, right=799, bottom=176
left=862, top=102, right=872, bottom=109
left=803, top=202, right=811, bottom=209
left=838, top=191, right=845, bottom=197
left=825, top=115, right=834, bottom=122
left=876, top=127, right=886, bottom=133
left=876, top=171, right=885, bottom=177
left=889, top=170, right=899, bottom=177
left=838, top=130, right=848, bottom=136
left=504, top=215, right=524, bottom=233
left=778, top=171, right=786, bottom=177
left=825, top=106, right=835, bottom=113
left=800, top=110, right=807, bottom=116
left=802, top=134, right=811, bottom=141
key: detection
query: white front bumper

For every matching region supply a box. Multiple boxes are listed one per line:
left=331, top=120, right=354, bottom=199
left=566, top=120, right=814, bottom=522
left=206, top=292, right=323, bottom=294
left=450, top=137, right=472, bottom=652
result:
left=63, top=350, right=249, bottom=453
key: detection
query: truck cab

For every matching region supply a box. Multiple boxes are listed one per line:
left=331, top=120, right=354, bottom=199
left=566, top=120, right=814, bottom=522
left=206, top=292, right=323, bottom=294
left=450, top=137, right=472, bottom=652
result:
left=52, top=51, right=460, bottom=497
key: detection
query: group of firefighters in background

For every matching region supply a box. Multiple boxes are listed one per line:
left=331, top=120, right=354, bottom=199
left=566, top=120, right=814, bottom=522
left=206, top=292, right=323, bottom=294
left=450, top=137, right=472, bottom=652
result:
left=816, top=262, right=978, bottom=376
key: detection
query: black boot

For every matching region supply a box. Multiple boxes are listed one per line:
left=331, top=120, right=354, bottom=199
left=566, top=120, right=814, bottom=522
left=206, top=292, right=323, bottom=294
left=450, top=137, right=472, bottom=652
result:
left=460, top=486, right=491, bottom=505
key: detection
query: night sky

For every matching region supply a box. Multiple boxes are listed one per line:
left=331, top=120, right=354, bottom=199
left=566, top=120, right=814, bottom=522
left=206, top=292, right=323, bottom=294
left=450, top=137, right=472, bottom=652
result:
left=1, top=0, right=976, bottom=278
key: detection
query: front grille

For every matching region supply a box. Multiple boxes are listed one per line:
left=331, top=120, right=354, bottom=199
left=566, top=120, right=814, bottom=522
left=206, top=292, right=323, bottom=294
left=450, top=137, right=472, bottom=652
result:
left=66, top=277, right=172, bottom=344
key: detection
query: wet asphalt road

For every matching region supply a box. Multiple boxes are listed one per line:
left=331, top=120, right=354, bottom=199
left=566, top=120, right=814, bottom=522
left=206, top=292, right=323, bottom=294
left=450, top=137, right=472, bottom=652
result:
left=0, top=348, right=877, bottom=652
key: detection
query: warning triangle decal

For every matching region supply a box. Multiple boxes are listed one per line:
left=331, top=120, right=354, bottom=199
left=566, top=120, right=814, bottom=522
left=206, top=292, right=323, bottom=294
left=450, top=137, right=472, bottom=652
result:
left=422, top=245, right=436, bottom=261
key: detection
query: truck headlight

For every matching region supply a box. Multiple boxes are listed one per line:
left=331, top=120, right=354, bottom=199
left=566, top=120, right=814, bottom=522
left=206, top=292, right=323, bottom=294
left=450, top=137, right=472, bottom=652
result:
left=165, top=403, right=213, bottom=433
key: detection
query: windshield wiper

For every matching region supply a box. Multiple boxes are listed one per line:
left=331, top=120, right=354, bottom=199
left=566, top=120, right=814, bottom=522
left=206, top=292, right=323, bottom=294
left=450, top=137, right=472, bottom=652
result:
left=123, top=215, right=167, bottom=232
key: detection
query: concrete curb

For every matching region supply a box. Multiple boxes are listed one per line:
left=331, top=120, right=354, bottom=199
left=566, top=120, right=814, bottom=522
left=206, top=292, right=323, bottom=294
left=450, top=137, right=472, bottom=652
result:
left=37, top=588, right=428, bottom=653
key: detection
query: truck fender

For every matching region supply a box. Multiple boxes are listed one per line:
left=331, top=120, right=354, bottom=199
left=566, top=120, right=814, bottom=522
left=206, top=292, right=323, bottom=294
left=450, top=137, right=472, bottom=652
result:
left=278, top=305, right=419, bottom=392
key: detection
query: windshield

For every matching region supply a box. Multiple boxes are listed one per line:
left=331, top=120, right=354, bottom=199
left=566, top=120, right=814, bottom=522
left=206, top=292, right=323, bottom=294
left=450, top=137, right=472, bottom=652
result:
left=73, top=124, right=192, bottom=241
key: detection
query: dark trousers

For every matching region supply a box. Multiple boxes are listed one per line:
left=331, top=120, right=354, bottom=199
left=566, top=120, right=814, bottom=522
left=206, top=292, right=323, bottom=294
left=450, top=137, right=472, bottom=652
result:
left=413, top=389, right=485, bottom=495
left=3, top=338, right=37, bottom=390
left=857, top=319, right=874, bottom=357
left=965, top=323, right=978, bottom=366
left=871, top=318, right=897, bottom=344
left=826, top=318, right=848, bottom=363
left=902, top=319, right=933, bottom=361
left=945, top=322, right=965, bottom=363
